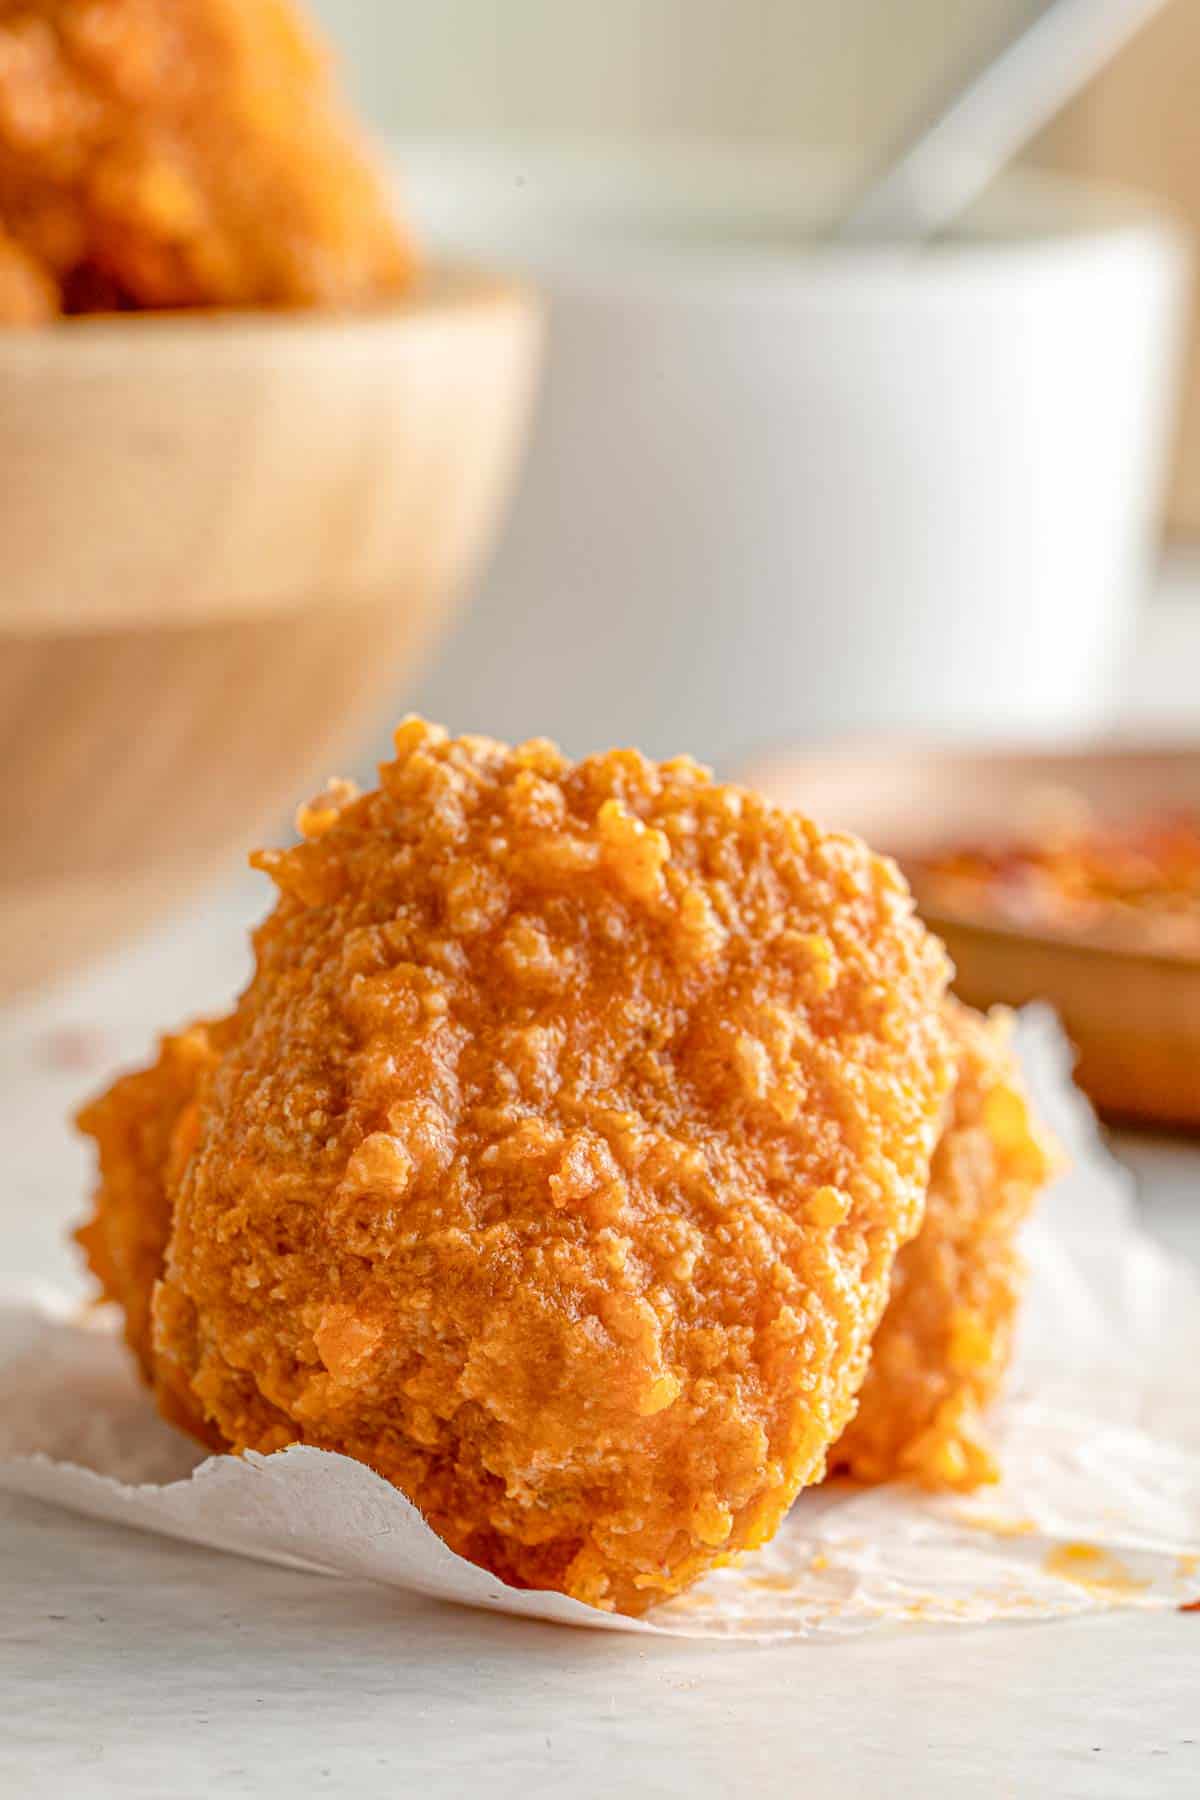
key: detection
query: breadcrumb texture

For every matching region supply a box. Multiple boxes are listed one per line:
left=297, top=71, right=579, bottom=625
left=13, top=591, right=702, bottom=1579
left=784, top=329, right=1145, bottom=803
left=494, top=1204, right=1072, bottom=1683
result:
left=834, top=998, right=1055, bottom=1491
left=79, top=720, right=954, bottom=1614
left=0, top=0, right=414, bottom=320
left=76, top=1019, right=226, bottom=1376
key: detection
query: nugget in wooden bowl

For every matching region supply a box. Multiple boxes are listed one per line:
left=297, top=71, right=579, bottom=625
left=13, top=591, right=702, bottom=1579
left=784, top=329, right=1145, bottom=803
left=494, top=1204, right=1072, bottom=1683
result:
left=0, top=0, right=415, bottom=318
left=0, top=1, right=538, bottom=1002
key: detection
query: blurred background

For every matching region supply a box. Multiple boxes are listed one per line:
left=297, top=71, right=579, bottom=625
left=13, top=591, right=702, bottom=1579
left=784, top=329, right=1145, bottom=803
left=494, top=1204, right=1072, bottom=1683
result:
left=310, top=0, right=1037, bottom=148
left=309, top=0, right=1200, bottom=765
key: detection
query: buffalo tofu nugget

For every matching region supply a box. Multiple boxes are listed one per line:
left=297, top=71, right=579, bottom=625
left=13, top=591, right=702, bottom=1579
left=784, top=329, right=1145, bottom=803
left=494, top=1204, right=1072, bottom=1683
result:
left=81, top=721, right=954, bottom=1613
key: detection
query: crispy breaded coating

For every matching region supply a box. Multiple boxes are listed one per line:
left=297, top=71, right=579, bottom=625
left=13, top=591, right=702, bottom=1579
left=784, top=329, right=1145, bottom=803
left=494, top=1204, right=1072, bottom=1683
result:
left=78, top=720, right=953, bottom=1614
left=833, top=999, right=1055, bottom=1491
left=76, top=1019, right=226, bottom=1376
left=0, top=0, right=414, bottom=321
left=79, top=994, right=1055, bottom=1516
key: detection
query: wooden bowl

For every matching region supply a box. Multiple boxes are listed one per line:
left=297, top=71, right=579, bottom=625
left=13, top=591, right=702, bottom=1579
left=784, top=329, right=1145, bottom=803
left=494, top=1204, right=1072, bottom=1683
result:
left=0, top=266, right=539, bottom=1001
left=742, top=739, right=1200, bottom=1128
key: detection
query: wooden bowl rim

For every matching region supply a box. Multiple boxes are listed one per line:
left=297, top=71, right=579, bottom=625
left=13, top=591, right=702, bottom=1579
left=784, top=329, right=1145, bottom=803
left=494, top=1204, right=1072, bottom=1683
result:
left=0, top=260, right=536, bottom=364
left=740, top=729, right=1200, bottom=784
left=916, top=901, right=1200, bottom=974
left=741, top=731, right=1200, bottom=972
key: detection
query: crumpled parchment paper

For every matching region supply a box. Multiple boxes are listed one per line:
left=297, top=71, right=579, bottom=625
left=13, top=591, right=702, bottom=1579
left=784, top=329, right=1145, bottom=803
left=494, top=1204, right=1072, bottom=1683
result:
left=2, top=1011, right=1197, bottom=1639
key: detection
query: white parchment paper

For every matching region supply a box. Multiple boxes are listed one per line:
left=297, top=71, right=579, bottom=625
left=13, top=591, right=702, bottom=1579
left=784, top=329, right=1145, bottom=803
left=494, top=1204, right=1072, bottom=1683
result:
left=2, top=1012, right=1197, bottom=1639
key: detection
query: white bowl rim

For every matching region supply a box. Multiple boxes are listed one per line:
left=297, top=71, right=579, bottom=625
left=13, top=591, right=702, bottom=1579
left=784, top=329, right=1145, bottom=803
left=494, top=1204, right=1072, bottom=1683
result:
left=395, top=134, right=1185, bottom=278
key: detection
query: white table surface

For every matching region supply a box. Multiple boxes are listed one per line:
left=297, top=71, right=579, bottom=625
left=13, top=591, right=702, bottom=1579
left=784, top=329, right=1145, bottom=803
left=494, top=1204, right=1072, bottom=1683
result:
left=3, top=592, right=1200, bottom=1798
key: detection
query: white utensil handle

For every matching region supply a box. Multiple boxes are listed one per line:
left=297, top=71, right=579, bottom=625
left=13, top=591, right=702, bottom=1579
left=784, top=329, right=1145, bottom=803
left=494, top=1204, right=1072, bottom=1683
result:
left=840, top=0, right=1171, bottom=241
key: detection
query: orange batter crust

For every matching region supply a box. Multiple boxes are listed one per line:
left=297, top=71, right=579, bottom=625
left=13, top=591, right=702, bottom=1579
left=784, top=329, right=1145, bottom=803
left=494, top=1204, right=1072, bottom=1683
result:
left=79, top=720, right=953, bottom=1614
left=0, top=0, right=414, bottom=320
left=834, top=999, right=1055, bottom=1490
left=76, top=1018, right=227, bottom=1376
left=80, top=994, right=1052, bottom=1516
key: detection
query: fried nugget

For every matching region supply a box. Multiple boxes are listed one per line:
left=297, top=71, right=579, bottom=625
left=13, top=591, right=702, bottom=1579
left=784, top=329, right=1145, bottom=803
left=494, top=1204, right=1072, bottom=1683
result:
left=833, top=998, right=1055, bottom=1491
left=76, top=1018, right=227, bottom=1376
left=0, top=0, right=414, bottom=320
left=78, top=720, right=953, bottom=1614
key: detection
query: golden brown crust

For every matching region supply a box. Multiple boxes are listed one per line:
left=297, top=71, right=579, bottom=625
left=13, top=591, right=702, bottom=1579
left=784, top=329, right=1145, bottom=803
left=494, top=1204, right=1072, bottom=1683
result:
left=0, top=0, right=414, bottom=321
left=75, top=1018, right=227, bottom=1374
left=833, top=998, right=1055, bottom=1490
left=78, top=992, right=1054, bottom=1515
left=78, top=720, right=954, bottom=1614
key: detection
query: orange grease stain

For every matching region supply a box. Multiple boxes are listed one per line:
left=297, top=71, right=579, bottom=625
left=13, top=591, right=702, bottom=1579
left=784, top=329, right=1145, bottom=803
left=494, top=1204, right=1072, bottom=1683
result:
left=960, top=1512, right=1037, bottom=1539
left=1042, top=1542, right=1149, bottom=1597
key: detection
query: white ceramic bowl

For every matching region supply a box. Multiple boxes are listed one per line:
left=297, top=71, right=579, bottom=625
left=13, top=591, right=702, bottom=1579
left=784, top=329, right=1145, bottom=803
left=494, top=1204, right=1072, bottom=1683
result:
left=401, top=142, right=1189, bottom=767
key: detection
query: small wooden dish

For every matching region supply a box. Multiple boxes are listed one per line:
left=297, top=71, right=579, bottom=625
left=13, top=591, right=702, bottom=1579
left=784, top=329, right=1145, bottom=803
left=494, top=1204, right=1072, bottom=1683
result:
left=742, top=738, right=1200, bottom=1128
left=0, top=266, right=540, bottom=1001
